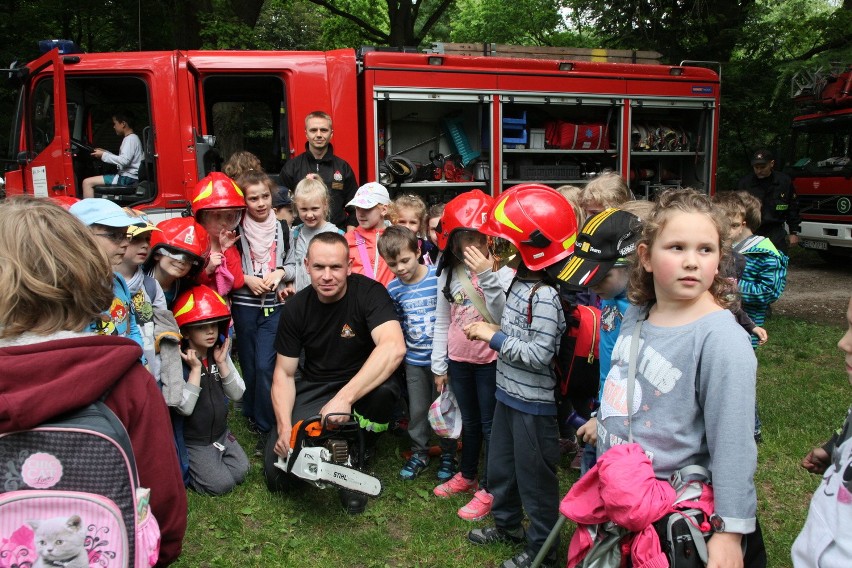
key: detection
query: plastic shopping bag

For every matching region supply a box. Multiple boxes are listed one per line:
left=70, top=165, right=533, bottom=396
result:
left=428, top=386, right=462, bottom=438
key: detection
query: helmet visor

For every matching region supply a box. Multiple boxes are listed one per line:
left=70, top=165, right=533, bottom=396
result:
left=200, top=208, right=243, bottom=231
left=160, top=248, right=202, bottom=266
left=488, top=237, right=520, bottom=270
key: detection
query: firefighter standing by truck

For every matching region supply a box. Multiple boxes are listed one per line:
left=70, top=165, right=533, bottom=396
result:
left=279, top=111, right=359, bottom=233
left=737, top=148, right=802, bottom=255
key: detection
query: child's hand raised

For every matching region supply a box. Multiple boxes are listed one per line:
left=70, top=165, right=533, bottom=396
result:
left=463, top=245, right=492, bottom=274
left=180, top=348, right=202, bottom=370
left=213, top=336, right=231, bottom=367
left=219, top=228, right=238, bottom=251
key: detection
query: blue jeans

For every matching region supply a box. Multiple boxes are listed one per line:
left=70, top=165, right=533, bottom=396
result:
left=447, top=359, right=496, bottom=489
left=231, top=302, right=280, bottom=434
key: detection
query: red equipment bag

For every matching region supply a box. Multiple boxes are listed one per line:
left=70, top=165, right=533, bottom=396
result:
left=545, top=120, right=609, bottom=150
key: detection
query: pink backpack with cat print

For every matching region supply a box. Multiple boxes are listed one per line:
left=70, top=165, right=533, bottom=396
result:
left=0, top=401, right=159, bottom=568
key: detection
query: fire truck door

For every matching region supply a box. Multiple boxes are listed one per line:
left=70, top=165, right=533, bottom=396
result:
left=16, top=49, right=73, bottom=197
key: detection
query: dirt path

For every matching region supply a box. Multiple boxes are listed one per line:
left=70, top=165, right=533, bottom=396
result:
left=772, top=249, right=851, bottom=326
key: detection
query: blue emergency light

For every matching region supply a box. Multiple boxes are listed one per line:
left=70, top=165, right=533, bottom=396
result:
left=38, top=40, right=81, bottom=55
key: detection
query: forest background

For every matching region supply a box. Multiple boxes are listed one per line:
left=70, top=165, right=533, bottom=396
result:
left=1, top=0, right=852, bottom=188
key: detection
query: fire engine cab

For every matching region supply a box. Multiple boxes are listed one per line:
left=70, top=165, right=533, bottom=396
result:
left=3, top=42, right=720, bottom=217
left=787, top=65, right=852, bottom=258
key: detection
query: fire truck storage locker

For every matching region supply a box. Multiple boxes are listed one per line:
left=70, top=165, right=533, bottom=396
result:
left=627, top=97, right=717, bottom=199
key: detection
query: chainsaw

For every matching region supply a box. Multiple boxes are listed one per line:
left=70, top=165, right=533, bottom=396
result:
left=273, top=414, right=382, bottom=496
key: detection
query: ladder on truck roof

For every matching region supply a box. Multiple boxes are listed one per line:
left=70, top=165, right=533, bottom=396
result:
left=426, top=42, right=663, bottom=65
left=791, top=63, right=852, bottom=103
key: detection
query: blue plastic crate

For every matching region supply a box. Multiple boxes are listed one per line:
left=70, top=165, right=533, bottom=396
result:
left=502, top=111, right=527, bottom=127
left=503, top=129, right=528, bottom=145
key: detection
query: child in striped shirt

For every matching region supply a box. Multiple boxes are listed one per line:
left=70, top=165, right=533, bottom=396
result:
left=379, top=225, right=458, bottom=482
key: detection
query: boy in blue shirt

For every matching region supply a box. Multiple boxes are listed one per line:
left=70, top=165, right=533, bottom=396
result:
left=554, top=208, right=642, bottom=474
left=378, top=225, right=458, bottom=481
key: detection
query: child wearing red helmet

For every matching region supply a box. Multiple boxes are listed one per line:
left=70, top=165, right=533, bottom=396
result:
left=191, top=172, right=247, bottom=296
left=430, top=189, right=514, bottom=522
left=465, top=184, right=578, bottom=568
left=172, top=285, right=249, bottom=496
left=144, top=217, right=210, bottom=308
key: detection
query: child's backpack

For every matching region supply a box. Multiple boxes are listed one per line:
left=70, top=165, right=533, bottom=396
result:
left=527, top=282, right=600, bottom=408
left=0, top=400, right=160, bottom=568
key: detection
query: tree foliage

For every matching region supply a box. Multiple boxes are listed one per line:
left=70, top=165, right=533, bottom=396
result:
left=2, top=0, right=852, bottom=187
left=302, top=0, right=454, bottom=48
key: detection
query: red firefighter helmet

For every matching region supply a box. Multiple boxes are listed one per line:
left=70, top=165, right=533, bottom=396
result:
left=190, top=172, right=246, bottom=216
left=173, top=285, right=231, bottom=329
left=480, top=184, right=578, bottom=271
left=150, top=217, right=210, bottom=263
left=435, top=189, right=494, bottom=251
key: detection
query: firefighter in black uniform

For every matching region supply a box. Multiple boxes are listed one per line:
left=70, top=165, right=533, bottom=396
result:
left=279, top=111, right=359, bottom=232
left=737, top=148, right=802, bottom=254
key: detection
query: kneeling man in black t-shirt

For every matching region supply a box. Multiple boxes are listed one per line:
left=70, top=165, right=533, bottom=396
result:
left=263, top=232, right=405, bottom=513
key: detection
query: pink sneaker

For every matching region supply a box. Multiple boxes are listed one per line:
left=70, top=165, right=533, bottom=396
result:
left=458, top=489, right=493, bottom=521
left=433, top=472, right=477, bottom=498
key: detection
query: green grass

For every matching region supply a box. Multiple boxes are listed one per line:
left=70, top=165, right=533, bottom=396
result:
left=172, top=315, right=849, bottom=568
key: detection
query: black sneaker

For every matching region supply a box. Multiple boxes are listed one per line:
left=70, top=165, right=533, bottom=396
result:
left=500, top=550, right=555, bottom=568
left=338, top=487, right=368, bottom=515
left=468, top=526, right=525, bottom=546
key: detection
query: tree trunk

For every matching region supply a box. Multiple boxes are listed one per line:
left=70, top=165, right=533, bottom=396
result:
left=387, top=1, right=414, bottom=47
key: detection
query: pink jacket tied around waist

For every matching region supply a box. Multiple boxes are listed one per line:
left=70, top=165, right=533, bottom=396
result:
left=562, top=443, right=714, bottom=568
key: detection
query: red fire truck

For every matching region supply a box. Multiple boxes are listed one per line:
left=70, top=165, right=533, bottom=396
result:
left=2, top=42, right=720, bottom=217
left=787, top=65, right=852, bottom=259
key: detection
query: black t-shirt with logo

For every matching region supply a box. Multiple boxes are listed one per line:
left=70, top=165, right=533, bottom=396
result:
left=275, top=273, right=398, bottom=382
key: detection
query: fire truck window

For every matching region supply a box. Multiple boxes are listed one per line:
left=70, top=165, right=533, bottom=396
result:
left=793, top=119, right=852, bottom=171
left=62, top=76, right=153, bottom=204
left=31, top=79, right=54, bottom=152
left=201, top=75, right=286, bottom=176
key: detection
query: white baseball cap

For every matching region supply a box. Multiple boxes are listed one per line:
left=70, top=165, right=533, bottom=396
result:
left=346, top=182, right=390, bottom=209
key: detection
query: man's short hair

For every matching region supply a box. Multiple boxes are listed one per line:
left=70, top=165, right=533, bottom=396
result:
left=378, top=225, right=419, bottom=261
left=307, top=231, right=347, bottom=257
left=305, top=111, right=332, bottom=129
left=736, top=191, right=763, bottom=232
